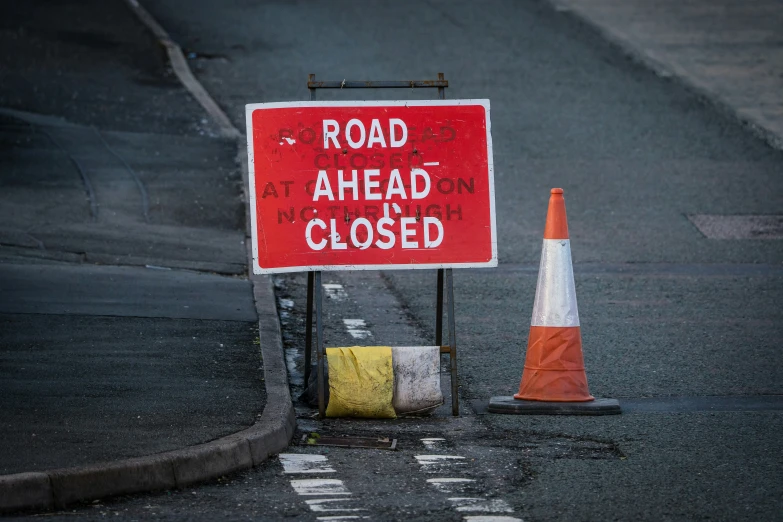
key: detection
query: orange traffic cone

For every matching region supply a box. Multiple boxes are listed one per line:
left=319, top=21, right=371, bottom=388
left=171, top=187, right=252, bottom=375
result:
left=489, top=188, right=620, bottom=415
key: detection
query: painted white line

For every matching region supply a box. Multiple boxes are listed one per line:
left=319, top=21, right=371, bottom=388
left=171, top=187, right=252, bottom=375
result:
left=122, top=0, right=240, bottom=138
left=316, top=515, right=370, bottom=520
left=283, top=455, right=372, bottom=518
left=343, top=318, right=372, bottom=339
left=323, top=283, right=348, bottom=301
left=415, top=455, right=466, bottom=463
left=448, top=498, right=513, bottom=513
left=279, top=454, right=335, bottom=474
left=427, top=478, right=475, bottom=492
left=462, top=515, right=523, bottom=522
left=306, top=499, right=366, bottom=512
left=421, top=437, right=446, bottom=448
left=290, top=479, right=351, bottom=496
left=415, top=455, right=466, bottom=472
left=423, top=162, right=440, bottom=166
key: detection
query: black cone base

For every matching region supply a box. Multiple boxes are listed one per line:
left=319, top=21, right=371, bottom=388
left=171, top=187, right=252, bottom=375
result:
left=488, top=396, right=621, bottom=415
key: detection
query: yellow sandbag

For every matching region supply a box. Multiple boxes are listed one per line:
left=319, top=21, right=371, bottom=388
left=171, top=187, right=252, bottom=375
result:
left=325, top=346, right=396, bottom=419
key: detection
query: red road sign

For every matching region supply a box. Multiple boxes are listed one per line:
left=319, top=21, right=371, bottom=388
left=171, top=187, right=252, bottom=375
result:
left=245, top=100, right=496, bottom=274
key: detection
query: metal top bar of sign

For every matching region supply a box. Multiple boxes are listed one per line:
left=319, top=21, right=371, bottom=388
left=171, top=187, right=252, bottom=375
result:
left=308, top=76, right=448, bottom=90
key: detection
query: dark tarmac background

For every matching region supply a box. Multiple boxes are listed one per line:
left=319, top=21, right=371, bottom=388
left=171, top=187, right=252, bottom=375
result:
left=0, top=0, right=262, bottom=479
left=2, top=0, right=782, bottom=520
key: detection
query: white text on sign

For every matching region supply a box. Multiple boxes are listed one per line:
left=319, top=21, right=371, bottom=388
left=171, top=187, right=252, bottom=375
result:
left=306, top=118, right=441, bottom=252
left=322, top=119, right=408, bottom=149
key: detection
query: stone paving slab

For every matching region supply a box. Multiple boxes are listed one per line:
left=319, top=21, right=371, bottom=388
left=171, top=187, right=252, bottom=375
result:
left=551, top=0, right=783, bottom=149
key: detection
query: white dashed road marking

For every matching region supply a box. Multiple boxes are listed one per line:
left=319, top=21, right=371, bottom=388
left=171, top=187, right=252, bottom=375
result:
left=279, top=453, right=336, bottom=474
left=281, top=453, right=371, bottom=518
left=415, top=455, right=466, bottom=465
left=418, top=438, right=523, bottom=520
left=323, top=283, right=348, bottom=301
left=421, top=437, right=447, bottom=449
left=415, top=454, right=467, bottom=475
left=316, top=515, right=370, bottom=520
left=463, top=515, right=523, bottom=522
left=290, top=478, right=351, bottom=496
left=306, top=498, right=366, bottom=513
left=415, top=455, right=466, bottom=462
left=448, top=498, right=514, bottom=513
left=426, top=477, right=475, bottom=492
left=343, top=318, right=372, bottom=339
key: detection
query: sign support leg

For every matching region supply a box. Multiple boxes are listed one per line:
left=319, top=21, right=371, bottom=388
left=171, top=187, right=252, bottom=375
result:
left=435, top=268, right=444, bottom=346
left=315, top=271, right=326, bottom=419
left=304, top=271, right=314, bottom=387
left=439, top=73, right=458, bottom=416
left=446, top=268, right=459, bottom=416
left=309, top=80, right=321, bottom=415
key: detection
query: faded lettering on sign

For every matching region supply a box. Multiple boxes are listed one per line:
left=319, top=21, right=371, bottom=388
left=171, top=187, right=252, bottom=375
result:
left=246, top=101, right=495, bottom=273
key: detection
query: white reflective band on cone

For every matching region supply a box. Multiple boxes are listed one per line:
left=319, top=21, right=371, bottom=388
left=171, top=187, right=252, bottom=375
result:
left=530, top=239, right=580, bottom=327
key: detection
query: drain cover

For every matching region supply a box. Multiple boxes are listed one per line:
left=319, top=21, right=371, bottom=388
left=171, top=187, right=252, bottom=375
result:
left=302, top=434, right=397, bottom=450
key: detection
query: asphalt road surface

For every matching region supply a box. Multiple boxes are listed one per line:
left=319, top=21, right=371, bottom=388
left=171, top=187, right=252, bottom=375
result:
left=7, top=0, right=782, bottom=520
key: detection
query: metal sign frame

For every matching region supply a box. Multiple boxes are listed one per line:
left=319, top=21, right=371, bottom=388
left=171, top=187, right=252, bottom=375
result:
left=302, top=73, right=459, bottom=418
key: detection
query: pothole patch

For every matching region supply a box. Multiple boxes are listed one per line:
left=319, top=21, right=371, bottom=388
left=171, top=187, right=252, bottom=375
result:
left=688, top=214, right=783, bottom=239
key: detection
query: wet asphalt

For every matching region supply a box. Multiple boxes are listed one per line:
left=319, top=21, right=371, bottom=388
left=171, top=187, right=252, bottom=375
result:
left=2, top=0, right=782, bottom=520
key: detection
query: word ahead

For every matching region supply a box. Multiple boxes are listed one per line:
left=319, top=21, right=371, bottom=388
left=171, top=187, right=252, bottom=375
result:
left=245, top=100, right=496, bottom=273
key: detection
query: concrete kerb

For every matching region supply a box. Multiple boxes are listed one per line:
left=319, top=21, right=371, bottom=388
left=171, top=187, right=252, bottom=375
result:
left=0, top=0, right=296, bottom=513
left=0, top=271, right=295, bottom=514
left=122, top=0, right=240, bottom=139
left=0, top=473, right=52, bottom=513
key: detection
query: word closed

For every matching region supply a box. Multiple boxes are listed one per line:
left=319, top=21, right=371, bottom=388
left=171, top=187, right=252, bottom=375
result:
left=246, top=100, right=496, bottom=273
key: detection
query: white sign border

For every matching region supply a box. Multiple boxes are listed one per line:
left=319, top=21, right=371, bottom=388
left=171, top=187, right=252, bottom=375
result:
left=245, top=99, right=497, bottom=275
